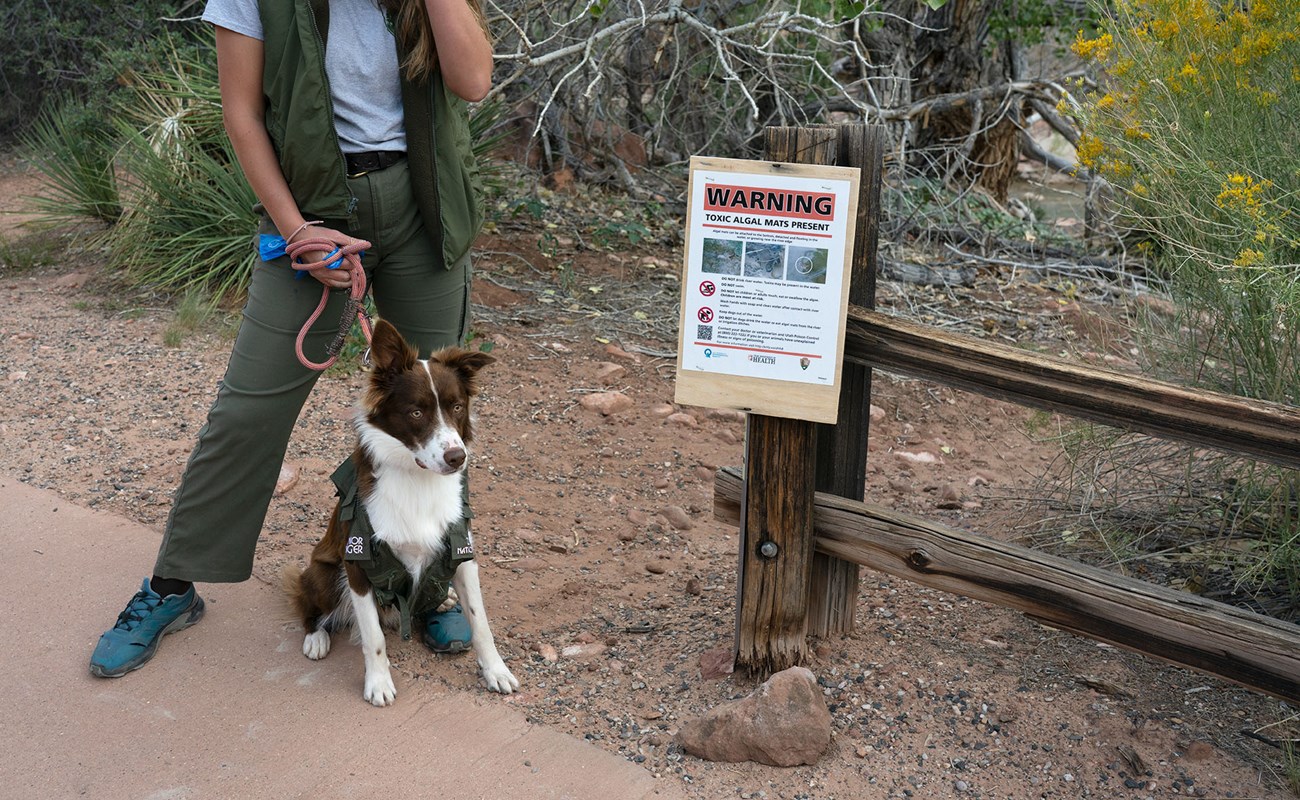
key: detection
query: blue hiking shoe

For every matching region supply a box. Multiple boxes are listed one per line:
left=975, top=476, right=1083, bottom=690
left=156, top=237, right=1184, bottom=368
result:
left=89, top=579, right=205, bottom=678
left=421, top=605, right=471, bottom=654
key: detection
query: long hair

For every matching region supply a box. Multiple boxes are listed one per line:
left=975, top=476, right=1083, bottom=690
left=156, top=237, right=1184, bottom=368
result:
left=379, top=0, right=490, bottom=84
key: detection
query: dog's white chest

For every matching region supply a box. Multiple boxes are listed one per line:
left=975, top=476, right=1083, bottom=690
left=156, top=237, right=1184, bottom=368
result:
left=364, top=468, right=464, bottom=562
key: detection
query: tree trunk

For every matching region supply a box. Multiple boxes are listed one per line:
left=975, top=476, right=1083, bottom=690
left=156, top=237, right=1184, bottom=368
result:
left=864, top=0, right=1023, bottom=202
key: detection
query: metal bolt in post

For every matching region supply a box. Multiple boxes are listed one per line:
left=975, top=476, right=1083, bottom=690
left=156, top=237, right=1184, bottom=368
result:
left=759, top=540, right=780, bottom=559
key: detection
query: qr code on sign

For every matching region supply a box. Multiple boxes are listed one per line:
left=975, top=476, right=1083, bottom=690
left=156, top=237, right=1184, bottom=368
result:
left=697, top=324, right=713, bottom=341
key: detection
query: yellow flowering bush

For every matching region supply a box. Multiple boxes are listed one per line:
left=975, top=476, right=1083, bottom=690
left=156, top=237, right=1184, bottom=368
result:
left=1067, top=0, right=1300, bottom=598
left=1069, top=0, right=1300, bottom=406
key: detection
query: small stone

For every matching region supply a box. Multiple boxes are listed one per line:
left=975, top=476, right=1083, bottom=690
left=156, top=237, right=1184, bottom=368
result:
left=694, top=466, right=715, bottom=482
left=887, top=479, right=913, bottom=495
left=514, top=528, right=544, bottom=545
left=653, top=478, right=670, bottom=490
left=594, top=362, right=627, bottom=384
left=8, top=371, right=28, bottom=382
left=660, top=506, right=694, bottom=530
left=705, top=408, right=746, bottom=423
left=645, top=562, right=667, bottom=575
left=940, top=482, right=962, bottom=502
left=713, top=429, right=739, bottom=444
left=580, top=391, right=634, bottom=416
left=560, top=642, right=607, bottom=659
left=274, top=463, right=299, bottom=495
left=616, top=529, right=637, bottom=542
left=685, top=577, right=702, bottom=595
left=699, top=647, right=734, bottom=680
left=854, top=745, right=870, bottom=758
left=534, top=643, right=559, bottom=662
left=954, top=780, right=969, bottom=792
left=512, top=557, right=547, bottom=571
left=54, top=271, right=91, bottom=289
left=665, top=412, right=698, bottom=428
left=547, top=542, right=569, bottom=554
left=604, top=343, right=640, bottom=362
left=627, top=509, right=650, bottom=525
left=649, top=403, right=677, bottom=418
left=869, top=404, right=886, bottom=423
left=895, top=450, right=938, bottom=464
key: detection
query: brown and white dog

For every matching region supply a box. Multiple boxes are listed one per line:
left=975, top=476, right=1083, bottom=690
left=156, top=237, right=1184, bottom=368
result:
left=287, top=319, right=518, bottom=706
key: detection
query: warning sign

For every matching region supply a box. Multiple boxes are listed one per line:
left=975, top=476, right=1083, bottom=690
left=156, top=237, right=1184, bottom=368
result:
left=674, top=156, right=860, bottom=424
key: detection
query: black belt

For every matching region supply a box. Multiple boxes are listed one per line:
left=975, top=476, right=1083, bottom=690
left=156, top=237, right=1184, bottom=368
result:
left=345, top=150, right=406, bottom=177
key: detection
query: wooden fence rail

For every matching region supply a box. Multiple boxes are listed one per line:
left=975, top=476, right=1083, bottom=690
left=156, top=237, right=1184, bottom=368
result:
left=715, top=468, right=1300, bottom=704
left=847, top=308, right=1300, bottom=470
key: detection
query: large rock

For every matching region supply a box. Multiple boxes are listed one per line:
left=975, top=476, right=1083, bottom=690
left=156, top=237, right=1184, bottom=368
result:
left=675, top=667, right=831, bottom=766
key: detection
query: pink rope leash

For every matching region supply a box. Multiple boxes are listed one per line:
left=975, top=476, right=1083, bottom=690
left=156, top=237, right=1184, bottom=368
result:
left=285, top=236, right=374, bottom=371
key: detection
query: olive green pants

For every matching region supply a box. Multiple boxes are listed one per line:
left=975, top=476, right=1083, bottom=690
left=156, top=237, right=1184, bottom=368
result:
left=154, top=161, right=471, bottom=582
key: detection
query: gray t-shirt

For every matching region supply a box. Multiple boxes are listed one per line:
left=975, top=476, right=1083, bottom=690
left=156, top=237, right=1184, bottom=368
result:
left=202, top=0, right=406, bottom=154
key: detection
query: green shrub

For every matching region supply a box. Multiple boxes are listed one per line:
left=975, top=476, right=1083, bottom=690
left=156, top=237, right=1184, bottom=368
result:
left=0, top=1, right=201, bottom=139
left=1062, top=0, right=1300, bottom=614
left=108, top=39, right=259, bottom=299
left=18, top=99, right=122, bottom=226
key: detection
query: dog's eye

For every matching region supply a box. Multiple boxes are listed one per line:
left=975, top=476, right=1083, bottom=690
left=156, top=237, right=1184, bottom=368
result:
left=410, top=409, right=423, bottom=419
left=453, top=403, right=464, bottom=413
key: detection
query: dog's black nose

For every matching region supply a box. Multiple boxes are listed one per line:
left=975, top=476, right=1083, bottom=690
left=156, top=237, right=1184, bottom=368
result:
left=444, top=447, right=466, bottom=470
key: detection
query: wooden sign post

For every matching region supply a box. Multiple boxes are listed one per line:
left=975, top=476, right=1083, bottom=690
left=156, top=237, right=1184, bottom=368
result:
left=675, top=125, right=879, bottom=671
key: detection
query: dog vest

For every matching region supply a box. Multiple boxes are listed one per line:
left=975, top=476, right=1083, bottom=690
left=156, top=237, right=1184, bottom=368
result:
left=330, top=459, right=475, bottom=640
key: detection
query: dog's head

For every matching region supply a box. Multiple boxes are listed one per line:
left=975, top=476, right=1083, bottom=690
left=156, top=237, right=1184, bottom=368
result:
left=359, top=319, right=495, bottom=474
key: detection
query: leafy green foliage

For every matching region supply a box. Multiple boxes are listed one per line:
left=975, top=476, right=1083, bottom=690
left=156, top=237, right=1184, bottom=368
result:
left=0, top=0, right=202, bottom=138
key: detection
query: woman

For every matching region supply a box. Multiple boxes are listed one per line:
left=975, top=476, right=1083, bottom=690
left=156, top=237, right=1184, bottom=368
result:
left=89, top=0, right=493, bottom=677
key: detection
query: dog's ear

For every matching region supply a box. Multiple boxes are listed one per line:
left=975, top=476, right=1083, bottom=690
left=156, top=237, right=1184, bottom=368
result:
left=434, top=347, right=496, bottom=394
left=368, top=319, right=417, bottom=373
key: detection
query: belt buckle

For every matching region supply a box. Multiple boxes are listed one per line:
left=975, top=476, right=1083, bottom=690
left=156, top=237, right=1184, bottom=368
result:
left=347, top=151, right=380, bottom=178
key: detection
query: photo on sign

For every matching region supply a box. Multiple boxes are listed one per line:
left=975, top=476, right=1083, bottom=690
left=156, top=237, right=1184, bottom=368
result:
left=785, top=245, right=828, bottom=285
left=742, top=242, right=785, bottom=280
left=701, top=238, right=742, bottom=275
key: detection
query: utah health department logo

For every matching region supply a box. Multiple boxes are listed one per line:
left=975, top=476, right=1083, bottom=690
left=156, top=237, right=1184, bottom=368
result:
left=748, top=354, right=777, bottom=365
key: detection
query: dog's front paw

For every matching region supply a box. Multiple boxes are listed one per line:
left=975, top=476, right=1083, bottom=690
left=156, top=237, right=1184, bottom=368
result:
left=303, top=630, right=330, bottom=660
left=480, top=658, right=519, bottom=694
left=363, top=670, right=397, bottom=707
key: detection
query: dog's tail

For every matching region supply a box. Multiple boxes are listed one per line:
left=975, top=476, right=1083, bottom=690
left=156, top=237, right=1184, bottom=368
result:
left=281, top=562, right=308, bottom=621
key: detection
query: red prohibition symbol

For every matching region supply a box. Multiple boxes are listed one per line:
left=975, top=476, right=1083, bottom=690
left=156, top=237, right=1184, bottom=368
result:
left=697, top=307, right=714, bottom=323
left=699, top=280, right=716, bottom=297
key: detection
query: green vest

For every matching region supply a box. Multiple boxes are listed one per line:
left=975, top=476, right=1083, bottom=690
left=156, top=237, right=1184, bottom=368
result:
left=330, top=458, right=475, bottom=640
left=256, top=0, right=484, bottom=267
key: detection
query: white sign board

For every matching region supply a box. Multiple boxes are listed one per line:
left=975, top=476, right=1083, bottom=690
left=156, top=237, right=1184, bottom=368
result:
left=675, top=157, right=860, bottom=424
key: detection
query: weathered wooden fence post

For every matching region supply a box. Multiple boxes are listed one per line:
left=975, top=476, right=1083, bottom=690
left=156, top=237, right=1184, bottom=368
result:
left=735, top=124, right=883, bottom=668
left=810, top=125, right=884, bottom=635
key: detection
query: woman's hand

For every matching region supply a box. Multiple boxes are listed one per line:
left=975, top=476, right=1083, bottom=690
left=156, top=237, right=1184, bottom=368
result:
left=287, top=224, right=362, bottom=289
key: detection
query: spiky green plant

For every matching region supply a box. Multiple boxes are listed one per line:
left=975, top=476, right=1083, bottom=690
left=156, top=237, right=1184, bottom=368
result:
left=18, top=98, right=121, bottom=225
